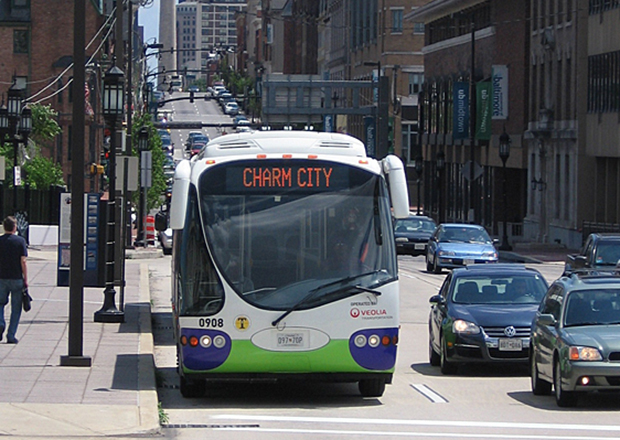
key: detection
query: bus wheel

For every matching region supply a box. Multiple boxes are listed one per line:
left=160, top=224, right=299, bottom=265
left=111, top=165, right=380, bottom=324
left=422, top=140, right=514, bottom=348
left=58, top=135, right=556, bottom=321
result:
left=358, top=379, right=385, bottom=398
left=180, top=376, right=206, bottom=398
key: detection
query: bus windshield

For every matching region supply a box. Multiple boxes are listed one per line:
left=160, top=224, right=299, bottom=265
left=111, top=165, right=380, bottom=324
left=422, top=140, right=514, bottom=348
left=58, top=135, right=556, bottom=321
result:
left=198, top=159, right=397, bottom=310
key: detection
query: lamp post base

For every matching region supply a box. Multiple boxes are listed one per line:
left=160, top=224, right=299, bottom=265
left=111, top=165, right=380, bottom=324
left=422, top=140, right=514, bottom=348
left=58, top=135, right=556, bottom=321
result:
left=60, top=355, right=92, bottom=367
left=499, top=239, right=513, bottom=252
left=94, top=286, right=125, bottom=323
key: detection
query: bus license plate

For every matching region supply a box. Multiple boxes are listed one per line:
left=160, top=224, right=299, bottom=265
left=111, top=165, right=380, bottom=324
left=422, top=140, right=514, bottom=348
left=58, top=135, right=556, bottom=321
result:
left=277, top=333, right=305, bottom=347
left=499, top=338, right=522, bottom=351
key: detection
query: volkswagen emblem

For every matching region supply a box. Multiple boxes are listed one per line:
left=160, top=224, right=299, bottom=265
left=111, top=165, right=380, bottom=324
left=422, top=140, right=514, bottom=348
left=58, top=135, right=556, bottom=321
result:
left=504, top=326, right=516, bottom=337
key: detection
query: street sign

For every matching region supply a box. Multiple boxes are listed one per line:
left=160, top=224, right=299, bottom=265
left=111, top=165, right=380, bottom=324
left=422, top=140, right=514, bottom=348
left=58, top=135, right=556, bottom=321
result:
left=117, top=156, right=139, bottom=191
left=461, top=160, right=483, bottom=181
left=140, top=151, right=152, bottom=188
left=14, top=166, right=21, bottom=186
left=0, top=156, right=4, bottom=181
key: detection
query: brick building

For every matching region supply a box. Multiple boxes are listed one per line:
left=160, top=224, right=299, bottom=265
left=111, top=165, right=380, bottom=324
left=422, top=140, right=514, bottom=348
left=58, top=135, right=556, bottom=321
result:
left=0, top=0, right=106, bottom=193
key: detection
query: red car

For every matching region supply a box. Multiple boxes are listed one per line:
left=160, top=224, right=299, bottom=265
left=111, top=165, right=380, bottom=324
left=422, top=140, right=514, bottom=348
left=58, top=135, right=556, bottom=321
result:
left=190, top=141, right=206, bottom=157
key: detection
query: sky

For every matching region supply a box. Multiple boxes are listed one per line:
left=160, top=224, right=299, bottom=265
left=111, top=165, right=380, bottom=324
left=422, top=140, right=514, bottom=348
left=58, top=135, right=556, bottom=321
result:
left=138, top=0, right=161, bottom=73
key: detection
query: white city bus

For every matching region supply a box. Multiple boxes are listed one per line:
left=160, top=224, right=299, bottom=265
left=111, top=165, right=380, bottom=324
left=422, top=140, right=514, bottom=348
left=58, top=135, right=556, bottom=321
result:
left=167, top=130, right=409, bottom=398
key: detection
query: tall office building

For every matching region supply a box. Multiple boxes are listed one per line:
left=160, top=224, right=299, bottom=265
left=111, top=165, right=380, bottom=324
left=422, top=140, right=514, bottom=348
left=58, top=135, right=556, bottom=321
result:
left=159, top=0, right=177, bottom=87
left=177, top=0, right=246, bottom=81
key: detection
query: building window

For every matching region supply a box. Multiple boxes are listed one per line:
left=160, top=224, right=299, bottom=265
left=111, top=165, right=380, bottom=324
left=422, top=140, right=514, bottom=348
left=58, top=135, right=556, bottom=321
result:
left=391, top=9, right=403, bottom=33
left=588, top=50, right=620, bottom=113
left=409, top=73, right=424, bottom=95
left=13, top=30, right=28, bottom=54
left=413, top=22, right=425, bottom=34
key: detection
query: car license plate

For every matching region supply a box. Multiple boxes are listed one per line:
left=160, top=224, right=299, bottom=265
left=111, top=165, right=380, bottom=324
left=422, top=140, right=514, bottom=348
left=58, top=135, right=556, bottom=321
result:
left=499, top=338, right=522, bottom=351
left=464, top=259, right=475, bottom=265
left=277, top=333, right=305, bottom=348
left=414, top=243, right=425, bottom=250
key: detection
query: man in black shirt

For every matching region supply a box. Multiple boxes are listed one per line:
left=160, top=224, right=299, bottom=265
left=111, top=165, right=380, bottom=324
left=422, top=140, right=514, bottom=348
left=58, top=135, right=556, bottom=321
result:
left=0, top=216, right=28, bottom=344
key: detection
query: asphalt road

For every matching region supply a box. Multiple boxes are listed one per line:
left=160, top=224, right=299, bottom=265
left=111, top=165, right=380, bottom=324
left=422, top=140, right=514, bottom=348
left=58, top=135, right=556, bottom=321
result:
left=146, top=253, right=620, bottom=440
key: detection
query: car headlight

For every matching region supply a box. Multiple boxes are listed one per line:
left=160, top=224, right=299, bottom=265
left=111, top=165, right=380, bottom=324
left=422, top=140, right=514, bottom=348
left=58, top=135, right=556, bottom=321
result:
left=453, top=319, right=481, bottom=334
left=482, top=251, right=498, bottom=258
left=438, top=250, right=456, bottom=257
left=569, top=346, right=603, bottom=361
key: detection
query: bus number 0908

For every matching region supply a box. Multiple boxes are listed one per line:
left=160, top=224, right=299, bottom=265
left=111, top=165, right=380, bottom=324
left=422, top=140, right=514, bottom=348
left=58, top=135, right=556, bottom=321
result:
left=199, top=318, right=224, bottom=328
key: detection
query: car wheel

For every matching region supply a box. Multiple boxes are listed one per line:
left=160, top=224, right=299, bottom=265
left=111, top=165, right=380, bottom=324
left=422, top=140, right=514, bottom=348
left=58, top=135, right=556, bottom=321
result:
left=433, top=255, right=442, bottom=274
left=426, top=254, right=434, bottom=273
left=358, top=379, right=386, bottom=397
left=530, top=352, right=552, bottom=395
left=440, top=334, right=457, bottom=375
left=429, top=337, right=440, bottom=367
left=554, top=359, right=576, bottom=407
left=180, top=375, right=206, bottom=398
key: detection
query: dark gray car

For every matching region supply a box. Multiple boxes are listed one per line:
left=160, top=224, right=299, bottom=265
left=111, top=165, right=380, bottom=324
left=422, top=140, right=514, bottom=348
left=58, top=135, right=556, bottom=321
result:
left=530, top=271, right=620, bottom=407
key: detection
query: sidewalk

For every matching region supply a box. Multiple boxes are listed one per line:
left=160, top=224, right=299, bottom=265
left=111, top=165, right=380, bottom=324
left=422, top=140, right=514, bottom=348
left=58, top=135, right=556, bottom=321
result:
left=0, top=245, right=160, bottom=438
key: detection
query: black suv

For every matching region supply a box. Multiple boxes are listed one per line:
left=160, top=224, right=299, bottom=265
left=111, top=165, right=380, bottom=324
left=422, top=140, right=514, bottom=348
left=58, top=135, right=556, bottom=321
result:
left=564, top=233, right=620, bottom=275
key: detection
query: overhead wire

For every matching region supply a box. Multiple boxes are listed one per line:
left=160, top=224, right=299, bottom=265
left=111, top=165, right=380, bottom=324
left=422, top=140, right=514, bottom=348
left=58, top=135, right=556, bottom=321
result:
left=25, top=3, right=119, bottom=104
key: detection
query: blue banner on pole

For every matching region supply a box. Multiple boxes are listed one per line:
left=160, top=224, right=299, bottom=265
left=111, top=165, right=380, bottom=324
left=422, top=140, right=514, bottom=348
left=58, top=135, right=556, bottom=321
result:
left=364, top=116, right=376, bottom=157
left=453, top=82, right=469, bottom=140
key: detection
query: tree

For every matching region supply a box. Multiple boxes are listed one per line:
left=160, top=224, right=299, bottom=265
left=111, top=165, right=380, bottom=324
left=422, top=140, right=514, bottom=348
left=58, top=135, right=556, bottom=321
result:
left=131, top=113, right=169, bottom=212
left=1, top=103, right=64, bottom=189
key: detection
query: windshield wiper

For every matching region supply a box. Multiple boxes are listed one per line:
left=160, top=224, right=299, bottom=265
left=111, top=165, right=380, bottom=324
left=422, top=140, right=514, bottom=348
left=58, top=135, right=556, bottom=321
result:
left=271, top=270, right=387, bottom=327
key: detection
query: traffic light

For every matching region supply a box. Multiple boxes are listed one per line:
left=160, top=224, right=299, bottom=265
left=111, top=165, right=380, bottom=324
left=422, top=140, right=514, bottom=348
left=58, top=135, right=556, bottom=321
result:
left=90, top=163, right=104, bottom=175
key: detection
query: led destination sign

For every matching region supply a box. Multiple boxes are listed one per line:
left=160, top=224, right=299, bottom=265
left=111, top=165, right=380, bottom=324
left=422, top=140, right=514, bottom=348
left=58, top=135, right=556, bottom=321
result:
left=242, top=166, right=333, bottom=189
left=202, top=160, right=372, bottom=195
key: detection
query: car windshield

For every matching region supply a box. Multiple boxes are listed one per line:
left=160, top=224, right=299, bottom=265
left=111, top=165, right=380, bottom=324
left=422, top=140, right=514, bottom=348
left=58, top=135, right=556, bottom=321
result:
left=564, top=289, right=620, bottom=326
left=594, top=241, right=620, bottom=266
left=439, top=226, right=492, bottom=244
left=452, top=274, right=547, bottom=304
left=192, top=136, right=209, bottom=144
left=395, top=217, right=436, bottom=233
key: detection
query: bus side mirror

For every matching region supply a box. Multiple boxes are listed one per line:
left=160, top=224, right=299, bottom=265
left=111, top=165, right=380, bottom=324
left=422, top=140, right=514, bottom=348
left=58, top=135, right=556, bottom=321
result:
left=169, top=160, right=191, bottom=230
left=382, top=155, right=410, bottom=219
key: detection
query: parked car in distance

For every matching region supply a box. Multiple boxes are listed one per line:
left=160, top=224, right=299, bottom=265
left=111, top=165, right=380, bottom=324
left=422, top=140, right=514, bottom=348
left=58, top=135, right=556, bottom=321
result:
left=394, top=215, right=437, bottom=256
left=224, top=101, right=239, bottom=116
left=564, top=233, right=620, bottom=275
left=429, top=264, right=549, bottom=375
left=159, top=228, right=172, bottom=255
left=426, top=223, right=498, bottom=274
left=530, top=271, right=620, bottom=407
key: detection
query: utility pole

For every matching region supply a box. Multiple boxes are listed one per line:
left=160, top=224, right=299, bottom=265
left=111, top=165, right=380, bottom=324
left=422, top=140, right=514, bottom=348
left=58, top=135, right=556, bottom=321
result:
left=468, top=21, right=476, bottom=224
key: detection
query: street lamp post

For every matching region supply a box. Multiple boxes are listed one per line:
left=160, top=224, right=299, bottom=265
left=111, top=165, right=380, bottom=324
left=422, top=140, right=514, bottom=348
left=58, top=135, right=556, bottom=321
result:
left=436, top=151, right=445, bottom=224
left=499, top=128, right=512, bottom=251
left=0, top=106, right=8, bottom=219
left=7, top=85, right=23, bottom=213
left=137, top=127, right=149, bottom=248
left=415, top=156, right=424, bottom=215
left=94, top=65, right=125, bottom=323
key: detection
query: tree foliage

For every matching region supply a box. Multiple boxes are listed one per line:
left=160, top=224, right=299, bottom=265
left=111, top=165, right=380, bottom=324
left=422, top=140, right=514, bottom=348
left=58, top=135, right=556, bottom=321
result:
left=131, top=113, right=169, bottom=212
left=1, top=103, right=64, bottom=189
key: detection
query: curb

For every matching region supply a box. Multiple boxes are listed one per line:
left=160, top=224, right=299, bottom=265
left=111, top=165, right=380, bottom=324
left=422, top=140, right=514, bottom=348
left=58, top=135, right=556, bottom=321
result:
left=137, top=263, right=161, bottom=435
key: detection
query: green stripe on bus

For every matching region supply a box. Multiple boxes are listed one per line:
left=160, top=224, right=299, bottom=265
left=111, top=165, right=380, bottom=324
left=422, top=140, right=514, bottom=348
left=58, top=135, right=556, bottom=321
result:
left=183, top=339, right=395, bottom=374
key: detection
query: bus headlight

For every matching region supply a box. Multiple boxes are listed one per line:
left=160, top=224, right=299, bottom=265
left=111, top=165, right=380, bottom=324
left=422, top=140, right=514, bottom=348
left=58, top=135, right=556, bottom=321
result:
left=368, top=334, right=381, bottom=348
left=354, top=334, right=367, bottom=348
left=200, top=335, right=212, bottom=348
left=213, top=335, right=226, bottom=348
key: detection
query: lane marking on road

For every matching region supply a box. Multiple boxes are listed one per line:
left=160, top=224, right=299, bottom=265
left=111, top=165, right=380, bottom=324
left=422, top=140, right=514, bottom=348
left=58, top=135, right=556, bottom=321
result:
left=213, top=426, right=614, bottom=439
left=410, top=383, right=448, bottom=403
left=211, top=415, right=620, bottom=433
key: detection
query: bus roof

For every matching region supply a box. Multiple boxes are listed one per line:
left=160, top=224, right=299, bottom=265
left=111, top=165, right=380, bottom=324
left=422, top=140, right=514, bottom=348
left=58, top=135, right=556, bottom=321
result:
left=201, top=131, right=368, bottom=158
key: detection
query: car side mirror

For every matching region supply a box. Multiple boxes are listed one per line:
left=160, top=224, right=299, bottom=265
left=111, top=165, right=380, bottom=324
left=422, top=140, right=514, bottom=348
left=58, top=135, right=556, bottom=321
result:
left=537, top=313, right=557, bottom=326
left=155, top=210, right=168, bottom=232
left=573, top=255, right=587, bottom=268
left=429, top=294, right=445, bottom=305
